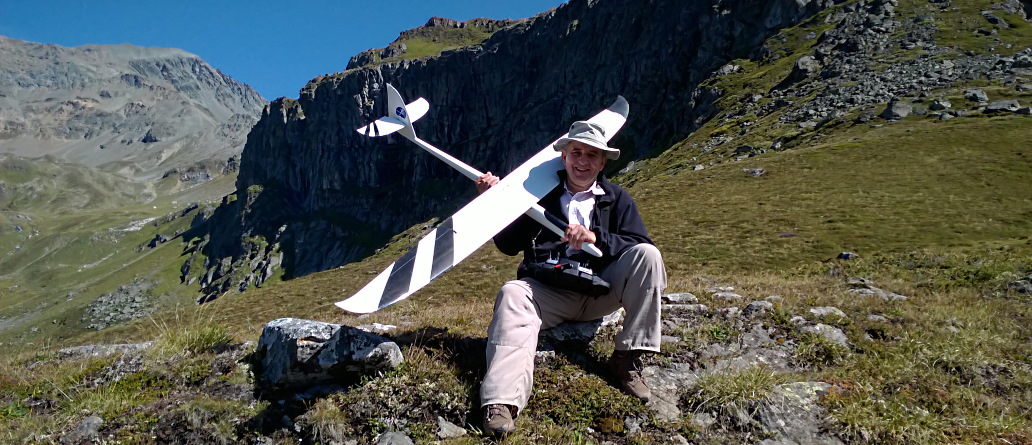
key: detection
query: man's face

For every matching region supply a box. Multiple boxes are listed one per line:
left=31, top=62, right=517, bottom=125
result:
left=561, top=141, right=606, bottom=192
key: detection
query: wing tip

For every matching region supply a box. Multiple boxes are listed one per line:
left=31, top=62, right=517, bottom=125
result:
left=610, top=95, right=629, bottom=118
left=334, top=299, right=376, bottom=314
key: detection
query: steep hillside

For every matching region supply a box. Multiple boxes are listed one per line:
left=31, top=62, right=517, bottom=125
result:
left=0, top=36, right=266, bottom=183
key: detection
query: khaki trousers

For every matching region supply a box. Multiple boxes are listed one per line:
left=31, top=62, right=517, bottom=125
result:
left=480, top=243, right=666, bottom=412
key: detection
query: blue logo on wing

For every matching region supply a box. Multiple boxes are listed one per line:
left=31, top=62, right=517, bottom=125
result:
left=395, top=106, right=407, bottom=119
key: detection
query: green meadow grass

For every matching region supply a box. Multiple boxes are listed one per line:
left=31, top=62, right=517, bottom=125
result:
left=637, top=115, right=1032, bottom=272
left=0, top=160, right=229, bottom=352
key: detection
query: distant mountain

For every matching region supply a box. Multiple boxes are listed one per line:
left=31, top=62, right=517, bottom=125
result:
left=0, top=36, right=266, bottom=183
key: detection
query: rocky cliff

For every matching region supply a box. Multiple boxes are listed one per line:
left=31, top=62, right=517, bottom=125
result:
left=188, top=0, right=844, bottom=299
left=0, top=36, right=266, bottom=183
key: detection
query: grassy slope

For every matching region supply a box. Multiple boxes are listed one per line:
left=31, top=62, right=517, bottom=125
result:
left=0, top=164, right=235, bottom=350
left=641, top=115, right=1032, bottom=273
left=2, top=1, right=1032, bottom=444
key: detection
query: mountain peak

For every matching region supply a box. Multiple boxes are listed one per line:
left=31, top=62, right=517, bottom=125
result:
left=0, top=35, right=266, bottom=182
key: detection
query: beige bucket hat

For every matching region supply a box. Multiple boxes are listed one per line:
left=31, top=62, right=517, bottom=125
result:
left=553, top=121, right=620, bottom=160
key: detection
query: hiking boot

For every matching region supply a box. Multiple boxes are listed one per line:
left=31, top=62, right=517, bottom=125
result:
left=610, top=349, right=651, bottom=402
left=482, top=404, right=516, bottom=437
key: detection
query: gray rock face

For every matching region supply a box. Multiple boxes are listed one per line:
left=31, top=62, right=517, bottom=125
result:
left=757, top=382, right=843, bottom=445
left=252, top=318, right=403, bottom=392
left=645, top=363, right=701, bottom=421
left=0, top=36, right=265, bottom=182
left=191, top=0, right=842, bottom=300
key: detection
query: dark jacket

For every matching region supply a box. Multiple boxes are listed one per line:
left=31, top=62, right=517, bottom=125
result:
left=493, top=171, right=654, bottom=275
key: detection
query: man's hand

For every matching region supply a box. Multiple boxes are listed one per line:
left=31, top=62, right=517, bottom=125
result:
left=562, top=224, right=597, bottom=250
left=475, top=172, right=500, bottom=194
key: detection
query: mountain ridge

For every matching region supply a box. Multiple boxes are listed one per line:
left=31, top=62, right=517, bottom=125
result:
left=0, top=35, right=266, bottom=183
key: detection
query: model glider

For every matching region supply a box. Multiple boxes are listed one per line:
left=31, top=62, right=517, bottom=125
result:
left=335, top=84, right=628, bottom=313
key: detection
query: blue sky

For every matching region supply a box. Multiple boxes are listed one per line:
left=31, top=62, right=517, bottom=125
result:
left=0, top=0, right=566, bottom=100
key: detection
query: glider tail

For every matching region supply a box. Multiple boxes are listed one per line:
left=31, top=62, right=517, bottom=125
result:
left=355, top=83, right=428, bottom=139
left=386, top=83, right=416, bottom=140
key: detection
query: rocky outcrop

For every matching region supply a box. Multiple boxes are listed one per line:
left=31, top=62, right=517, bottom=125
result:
left=346, top=17, right=525, bottom=70
left=81, top=279, right=157, bottom=330
left=0, top=36, right=266, bottom=182
left=669, top=0, right=1032, bottom=162
left=191, top=0, right=843, bottom=300
left=251, top=318, right=404, bottom=395
left=759, top=0, right=1032, bottom=129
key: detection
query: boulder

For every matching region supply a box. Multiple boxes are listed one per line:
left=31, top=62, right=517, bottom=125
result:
left=880, top=100, right=912, bottom=119
left=664, top=303, right=710, bottom=316
left=540, top=309, right=624, bottom=345
left=985, top=100, right=1021, bottom=112
left=712, top=291, right=745, bottom=301
left=61, top=415, right=104, bottom=444
left=1008, top=275, right=1032, bottom=293
left=252, top=318, right=403, bottom=392
left=743, top=301, right=774, bottom=318
left=809, top=306, right=847, bottom=318
left=436, top=417, right=467, bottom=439
left=375, top=431, right=414, bottom=445
left=800, top=323, right=850, bottom=348
left=964, top=88, right=989, bottom=102
left=848, top=277, right=907, bottom=301
left=1014, top=54, right=1032, bottom=68
left=929, top=99, right=952, bottom=111
left=778, top=55, right=821, bottom=88
left=663, top=292, right=699, bottom=304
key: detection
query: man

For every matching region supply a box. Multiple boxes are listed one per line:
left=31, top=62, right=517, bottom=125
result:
left=474, top=121, right=667, bottom=437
